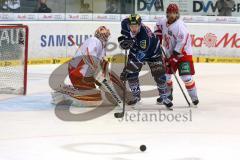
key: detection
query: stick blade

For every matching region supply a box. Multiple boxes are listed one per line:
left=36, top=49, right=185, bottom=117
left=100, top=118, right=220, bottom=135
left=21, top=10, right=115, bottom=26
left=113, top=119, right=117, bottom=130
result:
left=114, top=112, right=124, bottom=118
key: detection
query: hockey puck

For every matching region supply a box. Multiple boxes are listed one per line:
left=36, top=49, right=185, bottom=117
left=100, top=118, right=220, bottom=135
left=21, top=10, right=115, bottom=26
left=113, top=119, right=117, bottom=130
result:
left=140, top=145, right=146, bottom=152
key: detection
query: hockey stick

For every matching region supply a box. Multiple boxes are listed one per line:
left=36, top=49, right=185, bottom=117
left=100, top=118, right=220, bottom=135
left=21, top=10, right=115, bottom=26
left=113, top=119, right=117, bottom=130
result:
left=114, top=49, right=127, bottom=118
left=160, top=47, right=191, bottom=107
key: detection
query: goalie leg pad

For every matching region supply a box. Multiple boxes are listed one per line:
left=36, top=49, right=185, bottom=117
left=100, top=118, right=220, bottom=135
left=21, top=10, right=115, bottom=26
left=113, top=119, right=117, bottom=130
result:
left=69, top=63, right=97, bottom=90
left=68, top=65, right=103, bottom=101
left=51, top=91, right=104, bottom=107
left=51, top=91, right=73, bottom=105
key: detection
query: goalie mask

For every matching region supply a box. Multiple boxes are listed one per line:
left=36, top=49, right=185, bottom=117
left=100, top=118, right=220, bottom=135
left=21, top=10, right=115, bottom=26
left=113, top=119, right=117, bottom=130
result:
left=94, top=26, right=111, bottom=47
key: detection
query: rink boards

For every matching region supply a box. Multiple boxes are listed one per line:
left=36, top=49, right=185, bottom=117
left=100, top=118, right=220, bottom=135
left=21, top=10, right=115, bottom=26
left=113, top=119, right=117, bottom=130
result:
left=1, top=55, right=240, bottom=68
left=1, top=21, right=240, bottom=60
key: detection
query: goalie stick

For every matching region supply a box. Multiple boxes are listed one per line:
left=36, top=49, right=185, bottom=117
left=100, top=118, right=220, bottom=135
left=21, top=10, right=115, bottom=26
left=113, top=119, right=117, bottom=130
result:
left=113, top=49, right=128, bottom=118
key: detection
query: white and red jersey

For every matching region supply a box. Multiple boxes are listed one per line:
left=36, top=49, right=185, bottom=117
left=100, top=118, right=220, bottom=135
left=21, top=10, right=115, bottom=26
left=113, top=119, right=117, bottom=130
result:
left=69, top=37, right=106, bottom=77
left=155, top=18, right=192, bottom=58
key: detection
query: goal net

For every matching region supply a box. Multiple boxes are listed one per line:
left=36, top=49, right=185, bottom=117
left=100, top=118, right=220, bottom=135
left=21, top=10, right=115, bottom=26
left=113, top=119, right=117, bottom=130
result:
left=0, top=25, right=28, bottom=95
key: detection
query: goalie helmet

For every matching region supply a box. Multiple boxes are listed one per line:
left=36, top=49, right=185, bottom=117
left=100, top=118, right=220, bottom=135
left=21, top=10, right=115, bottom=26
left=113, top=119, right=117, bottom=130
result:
left=94, top=26, right=111, bottom=44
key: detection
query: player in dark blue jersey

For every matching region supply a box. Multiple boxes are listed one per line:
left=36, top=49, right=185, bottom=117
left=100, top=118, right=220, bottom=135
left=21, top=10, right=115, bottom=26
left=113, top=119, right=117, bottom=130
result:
left=118, top=14, right=173, bottom=108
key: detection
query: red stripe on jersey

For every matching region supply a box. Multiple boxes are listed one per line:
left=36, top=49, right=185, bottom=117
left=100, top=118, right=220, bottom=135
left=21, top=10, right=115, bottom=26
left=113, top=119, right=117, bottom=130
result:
left=181, top=33, right=189, bottom=56
left=155, top=25, right=163, bottom=44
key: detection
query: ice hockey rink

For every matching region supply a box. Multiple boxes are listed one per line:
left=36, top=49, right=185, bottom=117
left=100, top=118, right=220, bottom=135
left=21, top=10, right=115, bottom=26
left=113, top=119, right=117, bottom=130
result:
left=0, top=63, right=240, bottom=160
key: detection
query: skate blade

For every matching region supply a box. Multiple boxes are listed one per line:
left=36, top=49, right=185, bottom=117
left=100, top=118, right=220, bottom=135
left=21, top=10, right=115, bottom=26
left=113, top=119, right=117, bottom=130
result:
left=156, top=102, right=173, bottom=111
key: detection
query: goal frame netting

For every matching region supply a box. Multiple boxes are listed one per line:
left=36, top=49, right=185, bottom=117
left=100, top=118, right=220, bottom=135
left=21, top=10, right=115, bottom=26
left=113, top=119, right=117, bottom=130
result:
left=0, top=24, right=28, bottom=95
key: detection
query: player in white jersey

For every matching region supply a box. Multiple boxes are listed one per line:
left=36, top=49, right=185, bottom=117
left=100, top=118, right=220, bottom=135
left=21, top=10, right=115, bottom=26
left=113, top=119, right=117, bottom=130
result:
left=52, top=26, right=126, bottom=105
left=68, top=26, right=110, bottom=102
left=155, top=4, right=199, bottom=105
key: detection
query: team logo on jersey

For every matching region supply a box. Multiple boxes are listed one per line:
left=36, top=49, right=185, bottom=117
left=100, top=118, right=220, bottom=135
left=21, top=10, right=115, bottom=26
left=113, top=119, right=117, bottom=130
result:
left=140, top=40, right=147, bottom=49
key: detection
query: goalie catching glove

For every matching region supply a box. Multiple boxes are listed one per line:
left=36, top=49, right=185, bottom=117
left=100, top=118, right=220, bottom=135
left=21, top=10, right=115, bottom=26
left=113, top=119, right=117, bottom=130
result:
left=118, top=35, right=135, bottom=50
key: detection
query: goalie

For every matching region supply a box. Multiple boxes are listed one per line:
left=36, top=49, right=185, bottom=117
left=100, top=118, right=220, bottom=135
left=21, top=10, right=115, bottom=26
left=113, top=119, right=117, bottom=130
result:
left=118, top=14, right=173, bottom=108
left=52, top=26, right=125, bottom=106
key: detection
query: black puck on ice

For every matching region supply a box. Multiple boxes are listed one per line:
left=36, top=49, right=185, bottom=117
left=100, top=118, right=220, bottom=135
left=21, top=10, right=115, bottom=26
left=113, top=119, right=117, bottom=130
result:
left=140, top=145, right=146, bottom=152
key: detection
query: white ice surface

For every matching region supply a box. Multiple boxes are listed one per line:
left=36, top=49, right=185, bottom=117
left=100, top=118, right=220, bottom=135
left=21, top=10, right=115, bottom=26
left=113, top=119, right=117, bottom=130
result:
left=0, top=63, right=240, bottom=160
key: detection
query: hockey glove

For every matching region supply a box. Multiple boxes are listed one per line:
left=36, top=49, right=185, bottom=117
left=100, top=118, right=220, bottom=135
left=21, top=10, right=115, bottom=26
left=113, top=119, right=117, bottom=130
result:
left=118, top=35, right=135, bottom=50
left=165, top=55, right=179, bottom=74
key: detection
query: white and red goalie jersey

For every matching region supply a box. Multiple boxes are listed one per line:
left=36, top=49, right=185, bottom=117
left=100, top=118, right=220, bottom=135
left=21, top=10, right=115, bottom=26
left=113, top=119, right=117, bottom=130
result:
left=52, top=26, right=128, bottom=105
left=67, top=35, right=126, bottom=103
left=155, top=17, right=193, bottom=59
left=69, top=37, right=106, bottom=78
